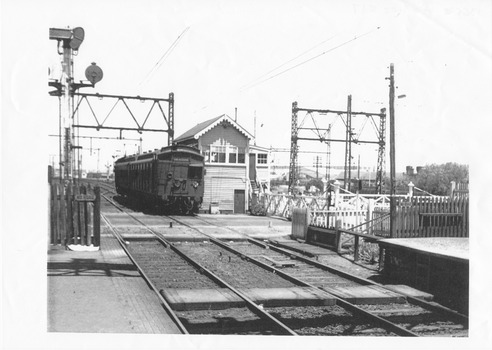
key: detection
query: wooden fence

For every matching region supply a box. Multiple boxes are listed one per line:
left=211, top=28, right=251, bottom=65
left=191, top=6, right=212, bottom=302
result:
left=450, top=181, right=469, bottom=198
left=49, top=182, right=101, bottom=246
left=310, top=209, right=368, bottom=231
left=372, top=196, right=469, bottom=238
left=262, top=183, right=469, bottom=239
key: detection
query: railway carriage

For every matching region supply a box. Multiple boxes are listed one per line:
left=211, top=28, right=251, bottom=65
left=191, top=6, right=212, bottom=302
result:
left=114, top=144, right=204, bottom=214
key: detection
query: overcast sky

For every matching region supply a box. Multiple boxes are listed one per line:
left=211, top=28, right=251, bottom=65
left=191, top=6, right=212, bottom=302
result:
left=5, top=0, right=491, bottom=173
left=2, top=1, right=492, bottom=348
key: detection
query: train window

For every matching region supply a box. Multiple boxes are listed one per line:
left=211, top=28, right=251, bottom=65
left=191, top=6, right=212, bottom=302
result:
left=188, top=166, right=202, bottom=179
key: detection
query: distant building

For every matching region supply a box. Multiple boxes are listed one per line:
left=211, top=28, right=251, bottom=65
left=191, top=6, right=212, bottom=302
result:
left=405, top=165, right=425, bottom=176
left=174, top=114, right=270, bottom=214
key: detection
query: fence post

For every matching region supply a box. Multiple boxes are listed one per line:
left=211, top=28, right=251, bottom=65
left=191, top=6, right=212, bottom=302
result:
left=50, top=184, right=56, bottom=244
left=55, top=183, right=61, bottom=244
left=378, top=246, right=385, bottom=271
left=66, top=184, right=73, bottom=245
left=408, top=182, right=414, bottom=197
left=93, top=186, right=101, bottom=247
left=335, top=219, right=342, bottom=253
left=450, top=180, right=456, bottom=197
left=291, top=207, right=309, bottom=240
left=74, top=185, right=80, bottom=245
left=366, top=199, right=374, bottom=235
left=354, top=235, right=360, bottom=262
left=81, top=185, right=88, bottom=246
left=333, top=180, right=341, bottom=208
left=60, top=185, right=67, bottom=246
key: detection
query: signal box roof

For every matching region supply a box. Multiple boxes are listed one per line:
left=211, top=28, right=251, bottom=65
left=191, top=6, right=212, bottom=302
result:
left=174, top=114, right=253, bottom=143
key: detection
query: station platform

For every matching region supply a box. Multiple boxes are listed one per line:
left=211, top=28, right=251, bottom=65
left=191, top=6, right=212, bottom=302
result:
left=47, top=225, right=182, bottom=334
left=378, top=237, right=469, bottom=262
left=378, top=237, right=469, bottom=314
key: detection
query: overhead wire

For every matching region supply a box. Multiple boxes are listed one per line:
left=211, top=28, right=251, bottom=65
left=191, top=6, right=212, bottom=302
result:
left=240, top=35, right=336, bottom=90
left=242, top=26, right=381, bottom=90
left=139, top=26, right=190, bottom=87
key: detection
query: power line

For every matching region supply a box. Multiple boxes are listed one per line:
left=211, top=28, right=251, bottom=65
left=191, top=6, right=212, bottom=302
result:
left=139, top=26, right=190, bottom=87
left=240, top=35, right=336, bottom=90
left=243, top=26, right=381, bottom=90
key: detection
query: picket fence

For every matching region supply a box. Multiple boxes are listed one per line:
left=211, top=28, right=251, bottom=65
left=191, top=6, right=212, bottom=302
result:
left=49, top=182, right=101, bottom=246
left=262, top=192, right=469, bottom=239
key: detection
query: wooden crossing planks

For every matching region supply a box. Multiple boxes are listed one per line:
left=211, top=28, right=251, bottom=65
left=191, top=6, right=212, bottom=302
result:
left=160, top=287, right=337, bottom=311
left=160, top=288, right=245, bottom=311
left=321, top=285, right=406, bottom=305
left=239, top=287, right=336, bottom=307
left=260, top=255, right=296, bottom=267
left=383, top=284, right=434, bottom=301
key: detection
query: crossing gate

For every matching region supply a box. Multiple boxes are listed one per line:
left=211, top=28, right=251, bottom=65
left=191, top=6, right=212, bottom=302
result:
left=49, top=182, right=101, bottom=246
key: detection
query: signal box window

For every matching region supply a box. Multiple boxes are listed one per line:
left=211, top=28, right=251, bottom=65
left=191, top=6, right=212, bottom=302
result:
left=257, top=154, right=267, bottom=164
left=238, top=148, right=245, bottom=163
left=211, top=145, right=226, bottom=163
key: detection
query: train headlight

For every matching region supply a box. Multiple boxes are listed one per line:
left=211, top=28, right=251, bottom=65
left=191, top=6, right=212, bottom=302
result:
left=192, top=181, right=199, bottom=189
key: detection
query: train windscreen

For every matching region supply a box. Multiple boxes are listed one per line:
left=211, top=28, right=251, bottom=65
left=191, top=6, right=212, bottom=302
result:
left=188, top=166, right=203, bottom=180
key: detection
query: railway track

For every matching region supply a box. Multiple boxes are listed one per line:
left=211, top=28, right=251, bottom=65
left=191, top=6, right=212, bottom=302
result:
left=98, top=189, right=296, bottom=335
left=181, top=215, right=468, bottom=335
left=174, top=214, right=469, bottom=337
left=92, top=181, right=467, bottom=336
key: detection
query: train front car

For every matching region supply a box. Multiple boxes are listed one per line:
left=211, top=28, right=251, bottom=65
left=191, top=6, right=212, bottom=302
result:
left=156, top=145, right=204, bottom=214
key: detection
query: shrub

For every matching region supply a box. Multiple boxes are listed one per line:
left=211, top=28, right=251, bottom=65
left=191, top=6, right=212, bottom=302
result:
left=250, top=203, right=267, bottom=216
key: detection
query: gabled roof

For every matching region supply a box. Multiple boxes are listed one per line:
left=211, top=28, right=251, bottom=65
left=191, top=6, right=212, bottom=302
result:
left=174, top=114, right=253, bottom=142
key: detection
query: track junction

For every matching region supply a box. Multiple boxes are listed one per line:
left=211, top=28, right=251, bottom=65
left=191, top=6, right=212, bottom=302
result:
left=93, top=180, right=468, bottom=336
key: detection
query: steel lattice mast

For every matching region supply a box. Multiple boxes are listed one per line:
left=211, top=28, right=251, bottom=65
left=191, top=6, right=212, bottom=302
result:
left=288, top=102, right=299, bottom=193
left=375, top=108, right=387, bottom=194
left=288, top=97, right=387, bottom=195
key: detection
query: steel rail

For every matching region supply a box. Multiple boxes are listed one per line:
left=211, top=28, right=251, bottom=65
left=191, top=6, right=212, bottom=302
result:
left=99, top=211, right=188, bottom=334
left=101, top=194, right=298, bottom=336
left=168, top=216, right=418, bottom=337
left=97, top=183, right=467, bottom=331
left=183, top=215, right=468, bottom=333
left=264, top=238, right=469, bottom=326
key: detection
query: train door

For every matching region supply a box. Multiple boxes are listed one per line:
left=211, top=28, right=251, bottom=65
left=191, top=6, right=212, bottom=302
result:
left=234, top=189, right=245, bottom=214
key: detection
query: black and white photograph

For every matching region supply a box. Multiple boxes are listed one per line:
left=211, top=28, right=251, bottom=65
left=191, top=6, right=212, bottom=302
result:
left=1, top=0, right=491, bottom=349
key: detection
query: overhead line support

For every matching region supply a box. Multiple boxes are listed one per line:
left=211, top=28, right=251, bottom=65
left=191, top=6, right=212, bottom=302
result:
left=288, top=95, right=387, bottom=195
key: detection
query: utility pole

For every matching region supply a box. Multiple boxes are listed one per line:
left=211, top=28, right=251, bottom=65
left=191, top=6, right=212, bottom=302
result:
left=254, top=110, right=257, bottom=146
left=313, top=155, right=322, bottom=179
left=344, top=95, right=352, bottom=191
left=388, top=63, right=396, bottom=238
left=325, top=125, right=331, bottom=182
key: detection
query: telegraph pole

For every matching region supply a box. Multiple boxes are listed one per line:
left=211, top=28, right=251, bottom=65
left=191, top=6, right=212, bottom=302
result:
left=344, top=95, right=352, bottom=191
left=313, top=156, right=322, bottom=179
left=388, top=63, right=396, bottom=237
